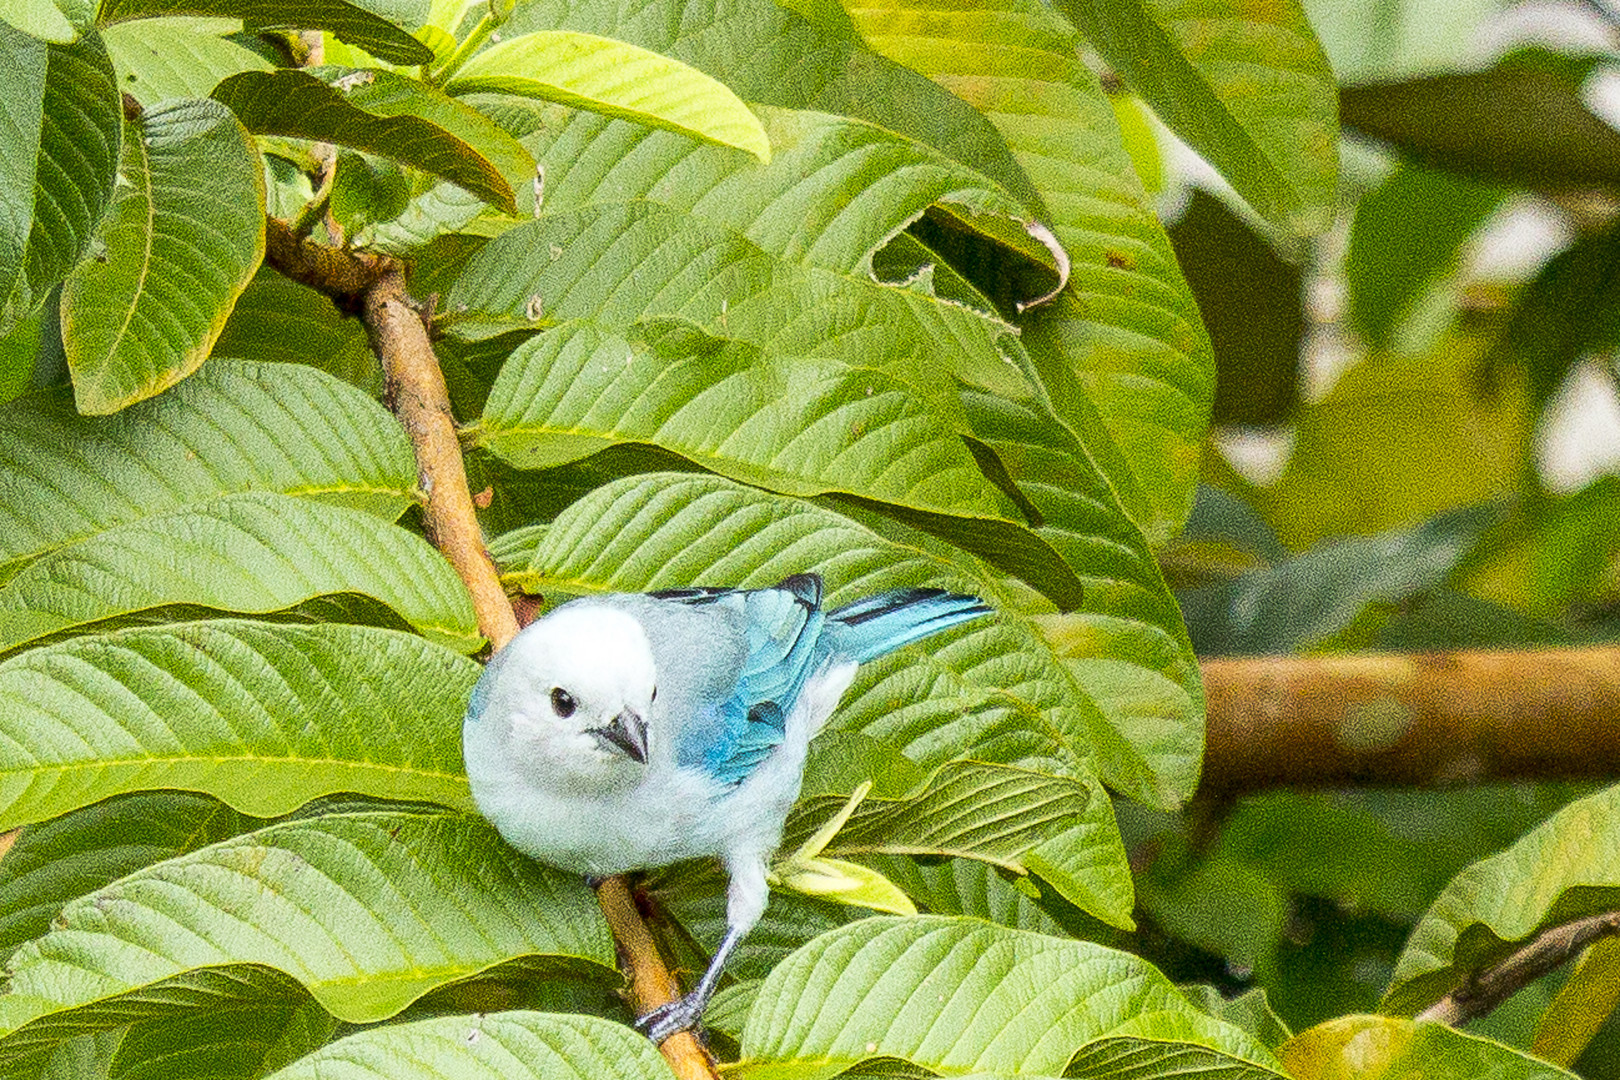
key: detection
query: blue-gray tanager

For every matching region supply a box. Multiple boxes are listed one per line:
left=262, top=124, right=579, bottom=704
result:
left=462, top=572, right=989, bottom=1042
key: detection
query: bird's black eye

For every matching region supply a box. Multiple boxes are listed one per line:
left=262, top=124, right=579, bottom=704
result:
left=549, top=687, right=577, bottom=718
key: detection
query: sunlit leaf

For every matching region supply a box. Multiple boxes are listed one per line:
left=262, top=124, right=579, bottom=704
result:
left=0, top=809, right=612, bottom=1036
left=1384, top=781, right=1620, bottom=1014
left=0, top=620, right=476, bottom=828
left=1282, top=1015, right=1577, bottom=1080
left=0, top=25, right=47, bottom=320
left=101, top=16, right=272, bottom=106
left=60, top=98, right=264, bottom=414
left=259, top=1011, right=673, bottom=1080
left=447, top=30, right=769, bottom=162
left=0, top=359, right=416, bottom=585
left=1055, top=0, right=1338, bottom=235
left=738, top=917, right=1284, bottom=1076
left=0, top=493, right=479, bottom=653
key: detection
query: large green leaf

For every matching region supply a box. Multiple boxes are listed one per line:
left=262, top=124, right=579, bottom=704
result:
left=1178, top=504, right=1500, bottom=656
left=1384, top=781, right=1620, bottom=1015
left=447, top=30, right=769, bottom=162
left=737, top=917, right=1284, bottom=1077
left=60, top=98, right=264, bottom=414
left=0, top=792, right=260, bottom=963
left=0, top=809, right=613, bottom=1038
left=259, top=1011, right=673, bottom=1080
left=0, top=25, right=46, bottom=321
left=1055, top=0, right=1338, bottom=235
left=0, top=620, right=476, bottom=829
left=0, top=359, right=415, bottom=585
left=476, top=320, right=1013, bottom=527
left=0, top=492, right=479, bottom=653
left=2, top=32, right=120, bottom=332
left=495, top=471, right=1148, bottom=919
left=101, top=16, right=273, bottom=106
left=0, top=967, right=318, bottom=1080
left=213, top=67, right=535, bottom=214
left=833, top=0, right=1215, bottom=541
left=96, top=0, right=432, bottom=65
left=1282, top=1016, right=1578, bottom=1080
left=502, top=0, right=1040, bottom=209
left=519, top=105, right=1032, bottom=280
left=0, top=0, right=81, bottom=41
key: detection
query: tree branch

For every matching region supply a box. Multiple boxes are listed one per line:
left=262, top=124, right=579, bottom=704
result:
left=272, top=227, right=719, bottom=1079
left=1416, top=911, right=1620, bottom=1026
left=1200, top=645, right=1620, bottom=796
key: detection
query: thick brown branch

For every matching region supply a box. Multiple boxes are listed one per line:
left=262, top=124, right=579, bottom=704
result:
left=359, top=254, right=715, bottom=1078
left=1417, top=911, right=1620, bottom=1026
left=264, top=216, right=386, bottom=298
left=1201, top=646, right=1620, bottom=796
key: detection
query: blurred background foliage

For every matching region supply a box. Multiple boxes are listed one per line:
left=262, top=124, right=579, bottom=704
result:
left=1120, top=0, right=1620, bottom=1068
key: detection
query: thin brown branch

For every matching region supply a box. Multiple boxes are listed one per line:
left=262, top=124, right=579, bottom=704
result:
left=1200, top=645, right=1620, bottom=796
left=1417, top=910, right=1620, bottom=1026
left=353, top=249, right=716, bottom=1078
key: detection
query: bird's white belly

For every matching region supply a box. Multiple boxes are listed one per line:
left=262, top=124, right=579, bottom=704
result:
left=471, top=762, right=732, bottom=875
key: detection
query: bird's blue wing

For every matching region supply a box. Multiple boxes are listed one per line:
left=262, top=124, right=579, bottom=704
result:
left=661, top=574, right=827, bottom=785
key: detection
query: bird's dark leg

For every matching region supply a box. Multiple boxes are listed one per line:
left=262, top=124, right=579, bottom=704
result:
left=634, top=923, right=744, bottom=1044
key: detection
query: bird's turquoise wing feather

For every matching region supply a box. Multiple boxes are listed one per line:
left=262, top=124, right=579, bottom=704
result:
left=653, top=574, right=827, bottom=784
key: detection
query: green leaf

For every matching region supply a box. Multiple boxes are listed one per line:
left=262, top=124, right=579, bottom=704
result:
left=0, top=967, right=317, bottom=1080
left=212, top=67, right=535, bottom=214
left=330, top=149, right=412, bottom=233
left=1346, top=164, right=1505, bottom=354
left=961, top=390, right=1203, bottom=806
left=788, top=761, right=1132, bottom=927
left=738, top=917, right=1284, bottom=1076
left=0, top=792, right=259, bottom=963
left=1341, top=51, right=1620, bottom=190
left=101, top=17, right=273, bottom=106
left=476, top=320, right=1018, bottom=534
left=211, top=270, right=380, bottom=389
left=833, top=0, right=1216, bottom=540
left=3, top=32, right=121, bottom=331
left=1169, top=190, right=1303, bottom=426
left=96, top=0, right=432, bottom=65
left=447, top=30, right=769, bottom=162
left=1054, top=0, right=1338, bottom=235
left=1384, top=781, right=1620, bottom=1015
left=1535, top=935, right=1620, bottom=1067
left=0, top=25, right=47, bottom=319
left=258, top=1011, right=673, bottom=1080
left=0, top=809, right=613, bottom=1037
left=0, top=492, right=479, bottom=653
left=1178, top=504, right=1501, bottom=656
left=99, top=987, right=336, bottom=1080
left=60, top=98, right=264, bottom=414
left=1281, top=1016, right=1578, bottom=1080
left=519, top=104, right=1030, bottom=280
left=0, top=359, right=416, bottom=585
left=496, top=472, right=1148, bottom=922
left=851, top=855, right=1066, bottom=935
left=0, top=620, right=477, bottom=829
left=1181, top=985, right=1292, bottom=1050
left=0, top=0, right=78, bottom=41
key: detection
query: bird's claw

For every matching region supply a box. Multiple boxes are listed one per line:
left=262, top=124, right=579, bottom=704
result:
left=634, top=993, right=706, bottom=1044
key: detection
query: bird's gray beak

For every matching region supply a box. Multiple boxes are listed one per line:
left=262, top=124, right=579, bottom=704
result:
left=590, top=709, right=648, bottom=764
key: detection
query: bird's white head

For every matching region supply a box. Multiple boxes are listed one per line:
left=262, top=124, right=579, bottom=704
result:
left=479, top=602, right=659, bottom=786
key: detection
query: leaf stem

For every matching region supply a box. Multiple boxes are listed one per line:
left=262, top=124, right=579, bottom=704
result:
left=429, top=0, right=510, bottom=86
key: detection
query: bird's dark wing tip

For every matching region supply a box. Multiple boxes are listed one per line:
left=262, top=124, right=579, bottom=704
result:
left=776, top=572, right=824, bottom=609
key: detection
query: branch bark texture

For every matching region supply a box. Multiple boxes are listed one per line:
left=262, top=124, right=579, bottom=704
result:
left=1417, top=910, right=1620, bottom=1027
left=1201, top=645, right=1620, bottom=796
left=281, top=230, right=719, bottom=1080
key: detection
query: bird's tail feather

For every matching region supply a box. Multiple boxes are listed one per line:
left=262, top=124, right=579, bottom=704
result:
left=827, top=588, right=991, bottom=663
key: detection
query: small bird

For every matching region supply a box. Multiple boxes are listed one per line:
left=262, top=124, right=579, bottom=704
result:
left=462, top=572, right=990, bottom=1043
